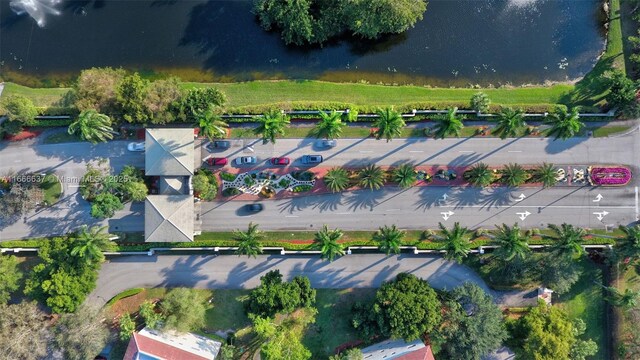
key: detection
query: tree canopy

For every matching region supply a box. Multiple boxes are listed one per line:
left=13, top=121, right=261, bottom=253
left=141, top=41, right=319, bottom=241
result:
left=0, top=255, right=22, bottom=304
left=161, top=288, right=207, bottom=332
left=246, top=270, right=316, bottom=317
left=0, top=301, right=51, bottom=360
left=53, top=304, right=111, bottom=359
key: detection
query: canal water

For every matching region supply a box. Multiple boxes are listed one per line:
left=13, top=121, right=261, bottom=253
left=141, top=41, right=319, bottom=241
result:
left=0, top=0, right=606, bottom=86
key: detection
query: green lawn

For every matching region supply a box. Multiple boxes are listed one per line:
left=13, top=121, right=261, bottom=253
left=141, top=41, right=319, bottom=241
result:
left=204, top=289, right=251, bottom=332
left=42, top=132, right=82, bottom=144
left=39, top=173, right=62, bottom=205
left=0, top=82, right=70, bottom=108
left=556, top=258, right=608, bottom=360
left=303, top=288, right=375, bottom=359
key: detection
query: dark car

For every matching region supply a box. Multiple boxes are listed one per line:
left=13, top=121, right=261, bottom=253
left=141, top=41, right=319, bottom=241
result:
left=301, top=155, right=323, bottom=164
left=206, top=157, right=227, bottom=166
left=270, top=157, right=290, bottom=166
left=206, top=140, right=231, bottom=152
left=245, top=203, right=264, bottom=213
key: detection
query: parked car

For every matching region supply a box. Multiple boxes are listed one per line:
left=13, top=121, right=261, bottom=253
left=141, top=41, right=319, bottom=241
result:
left=127, top=142, right=145, bottom=152
left=317, top=139, right=337, bottom=149
left=206, top=140, right=231, bottom=152
left=245, top=203, right=264, bottom=213
left=235, top=156, right=257, bottom=165
left=301, top=155, right=323, bottom=164
left=270, top=157, right=290, bottom=166
left=206, top=157, right=227, bottom=166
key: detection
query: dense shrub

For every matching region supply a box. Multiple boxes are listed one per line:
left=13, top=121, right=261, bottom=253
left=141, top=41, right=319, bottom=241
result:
left=245, top=270, right=316, bottom=317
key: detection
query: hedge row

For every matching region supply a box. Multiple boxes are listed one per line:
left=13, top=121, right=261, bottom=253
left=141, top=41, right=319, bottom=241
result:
left=105, top=288, right=144, bottom=306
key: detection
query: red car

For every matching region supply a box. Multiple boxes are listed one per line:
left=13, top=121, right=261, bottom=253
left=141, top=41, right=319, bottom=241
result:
left=271, top=157, right=290, bottom=166
left=206, top=157, right=228, bottom=166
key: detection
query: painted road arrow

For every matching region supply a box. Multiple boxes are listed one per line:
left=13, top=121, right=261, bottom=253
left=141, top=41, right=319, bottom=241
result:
left=515, top=193, right=526, bottom=202
left=592, top=194, right=603, bottom=202
left=516, top=211, right=531, bottom=221
left=593, top=210, right=609, bottom=221
left=440, top=211, right=454, bottom=221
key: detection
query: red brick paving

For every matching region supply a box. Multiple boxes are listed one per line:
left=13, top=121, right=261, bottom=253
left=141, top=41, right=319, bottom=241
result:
left=4, top=128, right=43, bottom=141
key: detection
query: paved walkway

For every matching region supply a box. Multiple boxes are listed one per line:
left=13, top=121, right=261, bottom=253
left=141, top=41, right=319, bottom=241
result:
left=89, top=254, right=537, bottom=308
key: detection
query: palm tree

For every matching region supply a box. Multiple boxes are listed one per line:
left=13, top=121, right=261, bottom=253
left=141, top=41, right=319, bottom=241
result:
left=438, top=222, right=472, bottom=263
left=617, top=224, right=640, bottom=262
left=373, top=107, right=405, bottom=142
left=492, top=223, right=531, bottom=262
left=492, top=107, right=526, bottom=139
left=254, top=110, right=290, bottom=144
left=195, top=105, right=228, bottom=140
left=324, top=167, right=351, bottom=193
left=463, top=162, right=494, bottom=187
left=70, top=225, right=113, bottom=264
left=312, top=111, right=344, bottom=139
left=547, top=223, right=586, bottom=259
left=358, top=164, right=385, bottom=190
left=533, top=162, right=558, bottom=188
left=314, top=225, right=345, bottom=262
left=544, top=106, right=584, bottom=140
left=68, top=110, right=114, bottom=144
left=500, top=163, right=529, bottom=187
left=605, top=287, right=640, bottom=309
left=374, top=225, right=405, bottom=255
left=433, top=107, right=464, bottom=139
left=393, top=164, right=417, bottom=189
left=233, top=222, right=264, bottom=258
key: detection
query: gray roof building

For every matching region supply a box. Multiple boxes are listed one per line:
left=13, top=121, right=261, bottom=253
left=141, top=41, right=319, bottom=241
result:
left=145, top=128, right=194, bottom=176
left=145, top=195, right=194, bottom=243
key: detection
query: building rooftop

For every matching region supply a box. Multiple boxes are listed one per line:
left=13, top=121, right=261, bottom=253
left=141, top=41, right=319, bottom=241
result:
left=123, top=327, right=221, bottom=360
left=361, top=339, right=435, bottom=360
left=145, top=195, right=194, bottom=242
left=145, top=128, right=194, bottom=176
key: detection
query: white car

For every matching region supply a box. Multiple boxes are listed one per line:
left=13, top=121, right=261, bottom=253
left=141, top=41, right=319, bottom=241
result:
left=127, top=142, right=145, bottom=152
left=234, top=156, right=257, bottom=165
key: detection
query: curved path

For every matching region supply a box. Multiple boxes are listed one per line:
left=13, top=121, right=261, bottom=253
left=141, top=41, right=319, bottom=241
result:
left=89, top=254, right=536, bottom=307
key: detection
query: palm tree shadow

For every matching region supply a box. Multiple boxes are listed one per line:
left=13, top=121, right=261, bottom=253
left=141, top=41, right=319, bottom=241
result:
left=414, top=186, right=450, bottom=211
left=344, top=189, right=387, bottom=212
left=310, top=193, right=343, bottom=213
left=451, top=187, right=485, bottom=209
left=277, top=196, right=313, bottom=214
left=481, top=187, right=515, bottom=209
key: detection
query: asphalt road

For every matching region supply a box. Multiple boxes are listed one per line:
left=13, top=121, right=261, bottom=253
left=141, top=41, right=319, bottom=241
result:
left=1, top=131, right=639, bottom=239
left=89, top=254, right=535, bottom=307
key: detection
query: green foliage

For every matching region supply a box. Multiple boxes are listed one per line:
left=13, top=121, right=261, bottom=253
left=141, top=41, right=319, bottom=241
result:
left=539, top=254, right=582, bottom=294
left=245, top=270, right=316, bottom=317
left=0, top=301, right=50, bottom=360
left=433, top=107, right=464, bottom=139
left=346, top=0, right=427, bottom=39
left=145, top=77, right=182, bottom=124
left=492, top=107, right=526, bottom=139
left=220, top=172, right=237, bottom=182
left=324, top=167, right=351, bottom=192
left=500, top=163, right=528, bottom=187
left=222, top=187, right=241, bottom=197
left=196, top=105, right=229, bottom=140
left=314, top=225, right=345, bottom=262
left=254, top=109, right=290, bottom=144
left=53, top=305, right=111, bottom=359
left=544, top=106, right=584, bottom=140
left=70, top=225, right=113, bottom=264
left=0, top=255, right=22, bottom=304
left=181, top=87, right=226, bottom=118
left=1, top=94, right=38, bottom=125
left=161, top=288, right=207, bottom=332
left=605, top=287, right=640, bottom=309
left=353, top=273, right=442, bottom=341
left=193, top=172, right=218, bottom=200
left=393, top=163, right=417, bottom=189
left=68, top=110, right=114, bottom=144
left=532, top=162, right=558, bottom=188
left=436, top=283, right=507, bottom=360
left=373, top=225, right=404, bottom=255
left=464, top=162, right=494, bottom=187
left=91, top=192, right=124, bottom=219
left=73, top=67, right=126, bottom=113
left=616, top=224, right=640, bottom=264
left=119, top=313, right=136, bottom=341
left=509, top=301, right=597, bottom=360
left=330, top=348, right=364, bottom=360
left=116, top=72, right=150, bottom=123
left=312, top=110, right=344, bottom=139
left=105, top=288, right=144, bottom=306
left=24, top=237, right=100, bottom=313
left=219, top=344, right=237, bottom=360
left=292, top=184, right=313, bottom=192
left=139, top=301, right=164, bottom=329
left=470, top=92, right=491, bottom=113
left=234, top=222, right=264, bottom=258
left=373, top=107, right=405, bottom=142
left=492, top=223, right=530, bottom=263
left=547, top=223, right=586, bottom=260
left=439, top=222, right=473, bottom=263
left=605, top=70, right=638, bottom=109
left=253, top=311, right=315, bottom=360
left=124, top=181, right=148, bottom=202
left=357, top=164, right=385, bottom=190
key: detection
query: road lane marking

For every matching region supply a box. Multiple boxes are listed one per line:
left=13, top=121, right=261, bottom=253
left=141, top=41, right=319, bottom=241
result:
left=336, top=212, right=351, bottom=215
left=409, top=150, right=424, bottom=153
left=14, top=160, right=21, bottom=163
left=436, top=205, right=635, bottom=209
left=458, top=150, right=473, bottom=153
left=386, top=209, right=400, bottom=212
left=285, top=215, right=299, bottom=218
left=508, top=150, right=522, bottom=153
left=517, top=211, right=531, bottom=220
left=359, top=151, right=373, bottom=153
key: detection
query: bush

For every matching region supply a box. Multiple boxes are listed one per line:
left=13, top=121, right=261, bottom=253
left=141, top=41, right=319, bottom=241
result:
left=222, top=187, right=241, bottom=197
left=278, top=179, right=291, bottom=188
left=245, top=270, right=316, bottom=317
left=220, top=172, right=237, bottom=182
left=292, top=185, right=313, bottom=192
left=105, top=288, right=144, bottom=306
left=290, top=171, right=315, bottom=181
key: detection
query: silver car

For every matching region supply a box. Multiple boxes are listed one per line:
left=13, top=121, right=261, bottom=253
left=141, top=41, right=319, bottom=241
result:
left=301, top=155, right=323, bottom=164
left=235, top=156, right=257, bottom=165
left=318, top=139, right=337, bottom=149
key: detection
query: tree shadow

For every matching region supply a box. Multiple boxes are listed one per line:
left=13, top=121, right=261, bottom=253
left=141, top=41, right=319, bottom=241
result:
left=277, top=196, right=314, bottom=214
left=309, top=193, right=343, bottom=213
left=451, top=186, right=485, bottom=209
left=481, top=187, right=515, bottom=209
left=158, top=255, right=214, bottom=288
left=344, top=189, right=387, bottom=212
left=414, top=186, right=451, bottom=211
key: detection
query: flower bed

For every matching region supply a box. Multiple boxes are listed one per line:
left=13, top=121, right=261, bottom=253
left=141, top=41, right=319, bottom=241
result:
left=589, top=166, right=632, bottom=186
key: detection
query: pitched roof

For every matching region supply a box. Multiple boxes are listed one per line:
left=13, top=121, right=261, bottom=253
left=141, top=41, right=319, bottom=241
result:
left=145, top=128, right=194, bottom=176
left=362, top=339, right=434, bottom=360
left=145, top=195, right=194, bottom=242
left=123, top=328, right=221, bottom=360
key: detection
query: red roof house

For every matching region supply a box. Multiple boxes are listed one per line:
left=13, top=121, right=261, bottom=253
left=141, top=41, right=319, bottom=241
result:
left=123, top=327, right=221, bottom=360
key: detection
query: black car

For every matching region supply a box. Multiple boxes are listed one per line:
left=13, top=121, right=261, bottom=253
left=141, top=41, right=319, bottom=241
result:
left=206, top=140, right=231, bottom=152
left=245, top=203, right=264, bottom=213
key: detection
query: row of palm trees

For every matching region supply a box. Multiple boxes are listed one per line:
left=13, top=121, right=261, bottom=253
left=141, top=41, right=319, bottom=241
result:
left=463, top=162, right=558, bottom=188
left=67, top=104, right=584, bottom=144
left=230, top=222, right=640, bottom=266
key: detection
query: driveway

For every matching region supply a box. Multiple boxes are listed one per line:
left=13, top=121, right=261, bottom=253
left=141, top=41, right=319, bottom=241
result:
left=90, top=254, right=537, bottom=307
